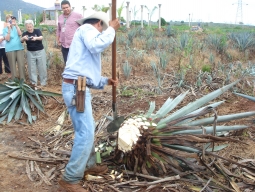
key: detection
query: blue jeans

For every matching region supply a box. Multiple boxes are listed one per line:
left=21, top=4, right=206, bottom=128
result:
left=62, top=82, right=96, bottom=183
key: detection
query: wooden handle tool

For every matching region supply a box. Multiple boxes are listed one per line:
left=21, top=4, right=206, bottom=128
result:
left=82, top=77, right=86, bottom=91
left=77, top=76, right=82, bottom=91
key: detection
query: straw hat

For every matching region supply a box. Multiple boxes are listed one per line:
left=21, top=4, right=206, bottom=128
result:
left=76, top=11, right=109, bottom=31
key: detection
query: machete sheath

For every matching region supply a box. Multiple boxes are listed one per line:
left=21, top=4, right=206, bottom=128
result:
left=76, top=76, right=86, bottom=112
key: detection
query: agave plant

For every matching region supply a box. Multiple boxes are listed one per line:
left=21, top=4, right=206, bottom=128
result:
left=229, top=32, right=255, bottom=52
left=207, top=34, right=226, bottom=54
left=113, top=80, right=255, bottom=190
left=0, top=78, right=62, bottom=124
left=179, top=33, right=190, bottom=51
left=122, top=61, right=132, bottom=79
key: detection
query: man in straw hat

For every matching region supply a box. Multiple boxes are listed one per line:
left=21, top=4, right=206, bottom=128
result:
left=59, top=11, right=120, bottom=192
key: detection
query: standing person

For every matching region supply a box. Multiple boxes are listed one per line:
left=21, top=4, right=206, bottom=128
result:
left=21, top=20, right=47, bottom=89
left=0, top=20, right=11, bottom=78
left=56, top=0, right=83, bottom=64
left=3, top=15, right=25, bottom=80
left=59, top=11, right=120, bottom=192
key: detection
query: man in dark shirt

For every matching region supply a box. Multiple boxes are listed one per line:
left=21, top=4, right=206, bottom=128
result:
left=21, top=20, right=47, bottom=89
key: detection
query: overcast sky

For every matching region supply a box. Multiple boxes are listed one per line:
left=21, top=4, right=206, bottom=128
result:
left=22, top=0, right=255, bottom=25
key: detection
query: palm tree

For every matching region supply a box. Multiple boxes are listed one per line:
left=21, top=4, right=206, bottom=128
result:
left=117, top=1, right=125, bottom=21
left=144, top=5, right=158, bottom=26
left=82, top=6, right=86, bottom=17
left=91, top=5, right=109, bottom=13
left=3, top=10, right=12, bottom=16
left=131, top=5, right=140, bottom=27
left=101, top=5, right=110, bottom=13
left=91, top=4, right=101, bottom=11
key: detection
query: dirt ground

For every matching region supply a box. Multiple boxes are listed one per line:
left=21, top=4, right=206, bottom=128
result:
left=1, top=38, right=255, bottom=191
left=0, top=70, right=255, bottom=191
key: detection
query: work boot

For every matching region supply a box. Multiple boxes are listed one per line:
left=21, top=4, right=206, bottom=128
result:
left=58, top=179, right=88, bottom=192
left=84, top=165, right=108, bottom=175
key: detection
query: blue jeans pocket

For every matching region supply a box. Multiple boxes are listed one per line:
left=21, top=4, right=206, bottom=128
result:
left=62, top=82, right=75, bottom=107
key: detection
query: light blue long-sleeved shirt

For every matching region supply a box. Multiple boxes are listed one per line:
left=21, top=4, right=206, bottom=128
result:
left=62, top=24, right=115, bottom=89
left=3, top=26, right=24, bottom=52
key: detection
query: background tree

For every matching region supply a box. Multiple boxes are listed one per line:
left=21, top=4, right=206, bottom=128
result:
left=82, top=6, right=87, bottom=12
left=22, top=13, right=31, bottom=21
left=35, top=11, right=43, bottom=25
left=3, top=10, right=13, bottom=17
left=92, top=4, right=101, bottom=11
left=117, top=1, right=125, bottom=20
left=92, top=4, right=109, bottom=13
left=101, top=6, right=110, bottom=13
left=157, top=17, right=166, bottom=26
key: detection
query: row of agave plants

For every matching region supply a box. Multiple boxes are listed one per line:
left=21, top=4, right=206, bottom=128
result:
left=118, top=27, right=255, bottom=54
left=36, top=26, right=255, bottom=97
left=116, top=27, right=255, bottom=96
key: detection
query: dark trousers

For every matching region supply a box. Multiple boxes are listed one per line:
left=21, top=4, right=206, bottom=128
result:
left=0, top=48, right=11, bottom=74
left=61, top=46, right=69, bottom=65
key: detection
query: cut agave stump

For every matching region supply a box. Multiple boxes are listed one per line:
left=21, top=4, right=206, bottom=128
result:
left=115, top=80, right=254, bottom=176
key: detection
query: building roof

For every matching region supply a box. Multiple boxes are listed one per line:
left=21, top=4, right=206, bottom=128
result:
left=44, top=6, right=62, bottom=11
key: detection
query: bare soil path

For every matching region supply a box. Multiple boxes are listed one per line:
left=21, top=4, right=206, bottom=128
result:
left=0, top=86, right=254, bottom=191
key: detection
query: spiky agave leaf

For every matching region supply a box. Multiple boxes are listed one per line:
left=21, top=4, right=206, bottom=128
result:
left=0, top=78, right=62, bottom=124
left=145, top=101, right=155, bottom=117
left=176, top=100, right=225, bottom=125
left=182, top=111, right=255, bottom=126
left=7, top=95, right=21, bottom=123
left=234, top=92, right=255, bottom=102
left=152, top=91, right=188, bottom=120
left=21, top=91, right=32, bottom=123
left=157, top=80, right=240, bottom=128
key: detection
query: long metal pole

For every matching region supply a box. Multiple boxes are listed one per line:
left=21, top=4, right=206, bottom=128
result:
left=112, top=0, right=117, bottom=118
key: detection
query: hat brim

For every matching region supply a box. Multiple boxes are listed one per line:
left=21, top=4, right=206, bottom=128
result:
left=76, top=12, right=109, bottom=31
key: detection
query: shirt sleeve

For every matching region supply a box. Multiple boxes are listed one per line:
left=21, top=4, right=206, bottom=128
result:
left=88, top=76, right=108, bottom=89
left=22, top=31, right=26, bottom=37
left=82, top=26, right=115, bottom=54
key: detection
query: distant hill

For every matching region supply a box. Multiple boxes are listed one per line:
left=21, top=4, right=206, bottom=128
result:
left=0, top=0, right=44, bottom=20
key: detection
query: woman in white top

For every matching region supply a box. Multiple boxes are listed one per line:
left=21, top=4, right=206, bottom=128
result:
left=0, top=20, right=11, bottom=78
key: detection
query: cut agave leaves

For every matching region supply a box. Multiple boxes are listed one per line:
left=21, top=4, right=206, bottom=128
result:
left=234, top=92, right=255, bottom=102
left=0, top=78, right=62, bottom=124
left=116, top=80, right=254, bottom=179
